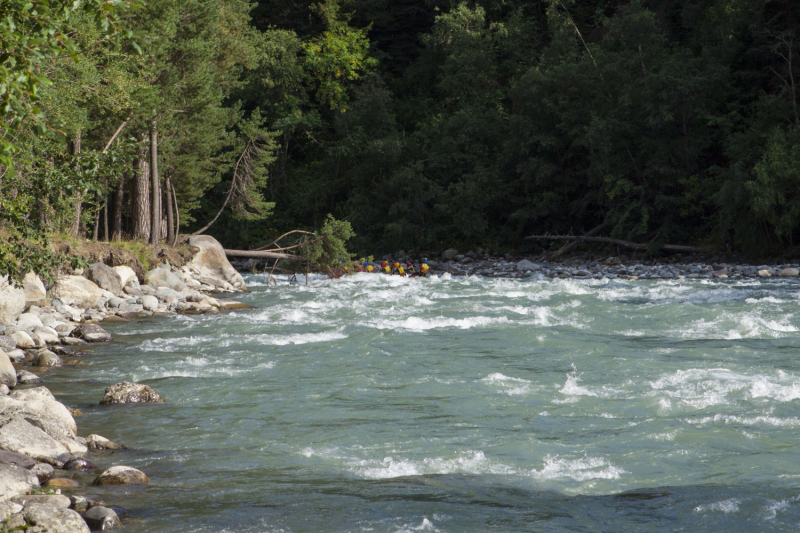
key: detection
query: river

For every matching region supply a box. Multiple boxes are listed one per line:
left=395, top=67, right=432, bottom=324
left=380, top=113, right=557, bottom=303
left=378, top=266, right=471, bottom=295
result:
left=47, top=273, right=800, bottom=532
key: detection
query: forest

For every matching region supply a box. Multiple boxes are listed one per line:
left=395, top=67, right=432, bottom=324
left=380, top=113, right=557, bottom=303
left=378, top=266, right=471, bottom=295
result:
left=2, top=0, right=800, bottom=262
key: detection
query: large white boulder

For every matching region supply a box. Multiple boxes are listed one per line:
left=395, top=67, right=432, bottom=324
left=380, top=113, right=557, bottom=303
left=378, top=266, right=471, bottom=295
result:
left=21, top=272, right=47, bottom=308
left=0, top=350, right=15, bottom=388
left=188, top=235, right=246, bottom=290
left=145, top=267, right=187, bottom=293
left=15, top=313, right=43, bottom=331
left=0, top=277, right=25, bottom=326
left=0, top=464, right=38, bottom=500
left=113, top=265, right=138, bottom=287
left=53, top=276, right=102, bottom=309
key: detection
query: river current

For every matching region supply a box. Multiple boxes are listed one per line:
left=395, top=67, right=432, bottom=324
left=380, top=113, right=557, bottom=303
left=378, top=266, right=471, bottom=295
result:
left=47, top=273, right=800, bottom=532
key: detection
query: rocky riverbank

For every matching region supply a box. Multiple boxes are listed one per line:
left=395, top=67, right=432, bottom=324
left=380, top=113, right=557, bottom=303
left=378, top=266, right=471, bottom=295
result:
left=400, top=249, right=800, bottom=280
left=0, top=235, right=251, bottom=532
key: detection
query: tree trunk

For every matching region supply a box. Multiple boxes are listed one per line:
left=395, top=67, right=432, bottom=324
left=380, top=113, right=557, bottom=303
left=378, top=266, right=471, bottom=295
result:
left=103, top=192, right=109, bottom=242
left=165, top=175, right=174, bottom=245
left=150, top=118, right=160, bottom=246
left=171, top=180, right=180, bottom=247
left=132, top=143, right=151, bottom=240
left=70, top=130, right=82, bottom=238
left=112, top=175, right=124, bottom=242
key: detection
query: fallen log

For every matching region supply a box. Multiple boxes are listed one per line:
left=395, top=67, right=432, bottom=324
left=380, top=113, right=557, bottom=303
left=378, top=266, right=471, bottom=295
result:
left=548, top=221, right=611, bottom=258
left=525, top=235, right=712, bottom=253
left=224, top=249, right=306, bottom=261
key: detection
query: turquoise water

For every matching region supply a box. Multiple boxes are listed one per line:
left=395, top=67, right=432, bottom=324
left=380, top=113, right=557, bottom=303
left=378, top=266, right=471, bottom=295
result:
left=47, top=274, right=800, bottom=532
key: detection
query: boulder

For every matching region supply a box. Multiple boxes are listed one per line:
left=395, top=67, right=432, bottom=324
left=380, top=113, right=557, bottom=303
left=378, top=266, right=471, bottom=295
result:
left=31, top=326, right=59, bottom=345
left=0, top=277, right=25, bottom=327
left=139, top=295, right=159, bottom=312
left=21, top=272, right=48, bottom=309
left=63, top=458, right=95, bottom=471
left=92, top=465, right=149, bottom=486
left=55, top=324, right=76, bottom=337
left=0, top=413, right=74, bottom=465
left=112, top=266, right=138, bottom=288
left=87, top=263, right=123, bottom=296
left=8, top=387, right=78, bottom=435
left=0, top=350, right=15, bottom=388
left=145, top=267, right=187, bottom=293
left=16, top=370, right=43, bottom=385
left=22, top=503, right=90, bottom=533
left=0, top=464, right=39, bottom=498
left=53, top=276, right=103, bottom=309
left=758, top=269, right=773, bottom=278
left=85, top=435, right=121, bottom=451
left=778, top=268, right=799, bottom=277
left=0, top=385, right=7, bottom=395
left=442, top=248, right=459, bottom=261
left=11, top=494, right=71, bottom=509
left=30, top=463, right=54, bottom=484
left=100, top=382, right=164, bottom=404
left=70, top=495, right=105, bottom=514
left=33, top=350, right=63, bottom=367
left=10, top=331, right=35, bottom=349
left=515, top=259, right=540, bottom=272
left=16, top=313, right=43, bottom=331
left=71, top=324, right=111, bottom=343
left=83, top=505, right=121, bottom=530
left=45, top=478, right=80, bottom=489
left=188, top=235, right=247, bottom=289
left=0, top=450, right=34, bottom=470
left=0, top=336, right=14, bottom=351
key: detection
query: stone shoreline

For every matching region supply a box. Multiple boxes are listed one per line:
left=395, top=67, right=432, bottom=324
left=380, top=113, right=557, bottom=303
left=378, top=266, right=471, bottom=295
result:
left=0, top=236, right=251, bottom=532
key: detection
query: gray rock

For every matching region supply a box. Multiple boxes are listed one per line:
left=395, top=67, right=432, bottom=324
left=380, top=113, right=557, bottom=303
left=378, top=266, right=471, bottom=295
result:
left=32, top=326, right=59, bottom=345
left=11, top=494, right=71, bottom=509
left=0, top=276, right=26, bottom=327
left=23, top=503, right=90, bottom=533
left=92, top=465, right=149, bottom=486
left=30, top=463, right=54, bottom=483
left=0, top=463, right=39, bottom=498
left=22, top=272, right=47, bottom=309
left=33, top=350, right=63, bottom=367
left=70, top=495, right=105, bottom=514
left=8, top=387, right=78, bottom=435
left=122, top=286, right=144, bottom=297
left=0, top=350, right=15, bottom=388
left=16, top=370, right=43, bottom=384
left=778, top=268, right=799, bottom=277
left=10, top=330, right=35, bottom=349
left=145, top=267, right=187, bottom=293
left=63, top=458, right=96, bottom=471
left=100, top=382, right=164, bottom=404
left=82, top=505, right=121, bottom=530
left=87, top=263, right=123, bottom=296
left=53, top=275, right=104, bottom=309
left=71, top=324, right=111, bottom=343
left=0, top=450, right=35, bottom=469
left=16, top=312, right=44, bottom=331
left=85, top=435, right=121, bottom=451
left=515, top=259, right=540, bottom=272
left=188, top=235, right=247, bottom=289
left=758, top=269, right=772, bottom=277
left=55, top=324, right=76, bottom=337
left=107, top=298, right=124, bottom=309
left=139, top=295, right=159, bottom=312
left=117, top=302, right=144, bottom=314
left=0, top=335, right=14, bottom=351
left=0, top=384, right=8, bottom=395
left=442, top=249, right=459, bottom=261
left=0, top=417, right=73, bottom=466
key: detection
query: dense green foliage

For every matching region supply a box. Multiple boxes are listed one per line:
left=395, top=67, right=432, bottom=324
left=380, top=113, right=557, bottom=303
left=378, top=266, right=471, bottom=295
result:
left=4, top=0, right=800, bottom=258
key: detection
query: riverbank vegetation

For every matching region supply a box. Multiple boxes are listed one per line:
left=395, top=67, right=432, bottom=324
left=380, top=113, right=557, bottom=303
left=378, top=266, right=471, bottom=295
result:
left=2, top=0, right=800, bottom=266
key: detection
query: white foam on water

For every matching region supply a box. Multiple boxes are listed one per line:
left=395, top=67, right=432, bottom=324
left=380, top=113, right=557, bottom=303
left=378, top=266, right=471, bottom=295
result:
left=686, top=413, right=800, bottom=427
left=695, top=499, right=740, bottom=514
left=388, top=518, right=439, bottom=533
left=530, top=455, right=626, bottom=481
left=369, top=315, right=509, bottom=332
left=139, top=335, right=221, bottom=351
left=481, top=373, right=536, bottom=395
left=751, top=377, right=800, bottom=402
left=764, top=499, right=790, bottom=520
left=352, top=451, right=515, bottom=479
left=252, top=330, right=347, bottom=346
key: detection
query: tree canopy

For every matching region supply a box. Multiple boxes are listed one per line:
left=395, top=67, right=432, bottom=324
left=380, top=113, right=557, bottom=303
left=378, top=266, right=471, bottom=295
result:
left=3, top=0, right=800, bottom=259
